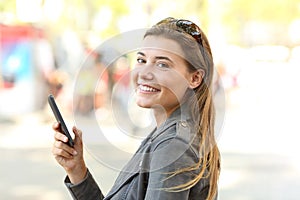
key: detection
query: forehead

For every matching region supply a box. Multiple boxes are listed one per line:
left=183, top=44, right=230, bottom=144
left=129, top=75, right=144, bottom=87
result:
left=141, top=35, right=185, bottom=58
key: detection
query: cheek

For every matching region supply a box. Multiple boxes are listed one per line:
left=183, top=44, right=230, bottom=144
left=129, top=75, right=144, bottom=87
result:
left=160, top=76, right=189, bottom=99
left=131, top=68, right=139, bottom=84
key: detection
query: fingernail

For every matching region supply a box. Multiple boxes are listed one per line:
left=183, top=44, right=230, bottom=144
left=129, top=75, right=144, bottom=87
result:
left=73, top=150, right=78, bottom=155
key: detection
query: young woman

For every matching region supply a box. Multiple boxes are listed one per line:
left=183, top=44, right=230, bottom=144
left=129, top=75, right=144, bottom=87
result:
left=52, top=17, right=220, bottom=200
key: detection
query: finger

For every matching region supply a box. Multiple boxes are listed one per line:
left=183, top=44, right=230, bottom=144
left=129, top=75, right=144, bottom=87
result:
left=73, top=126, right=82, bottom=138
left=52, top=122, right=60, bottom=130
left=53, top=141, right=77, bottom=158
left=72, top=126, right=83, bottom=145
left=53, top=150, right=73, bottom=159
left=52, top=145, right=74, bottom=159
left=54, top=131, right=68, bottom=143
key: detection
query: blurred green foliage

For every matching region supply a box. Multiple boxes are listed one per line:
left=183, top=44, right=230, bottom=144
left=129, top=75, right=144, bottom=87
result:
left=0, top=0, right=299, bottom=45
left=224, top=0, right=299, bottom=22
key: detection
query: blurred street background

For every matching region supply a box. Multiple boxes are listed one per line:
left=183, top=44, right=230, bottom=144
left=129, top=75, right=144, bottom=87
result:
left=1, top=0, right=300, bottom=199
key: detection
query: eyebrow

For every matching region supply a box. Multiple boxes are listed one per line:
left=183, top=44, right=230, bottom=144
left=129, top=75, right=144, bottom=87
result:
left=137, top=51, right=145, bottom=56
left=137, top=51, right=174, bottom=63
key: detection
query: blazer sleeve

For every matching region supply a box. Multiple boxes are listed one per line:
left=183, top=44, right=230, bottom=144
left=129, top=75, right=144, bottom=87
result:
left=65, top=169, right=105, bottom=200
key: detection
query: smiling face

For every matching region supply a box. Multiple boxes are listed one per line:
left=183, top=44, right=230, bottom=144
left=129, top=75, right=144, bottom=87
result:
left=132, top=35, right=201, bottom=118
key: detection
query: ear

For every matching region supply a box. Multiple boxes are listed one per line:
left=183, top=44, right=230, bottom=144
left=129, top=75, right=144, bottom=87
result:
left=188, top=69, right=204, bottom=89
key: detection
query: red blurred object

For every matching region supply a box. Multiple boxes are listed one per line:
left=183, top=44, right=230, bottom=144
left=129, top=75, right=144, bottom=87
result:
left=0, top=24, right=44, bottom=42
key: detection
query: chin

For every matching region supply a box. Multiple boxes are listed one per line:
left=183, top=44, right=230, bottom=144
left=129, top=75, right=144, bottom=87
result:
left=136, top=103, right=152, bottom=109
left=135, top=100, right=153, bottom=109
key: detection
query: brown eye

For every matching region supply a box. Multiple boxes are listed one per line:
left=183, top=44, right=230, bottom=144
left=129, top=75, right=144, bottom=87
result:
left=137, top=58, right=146, bottom=64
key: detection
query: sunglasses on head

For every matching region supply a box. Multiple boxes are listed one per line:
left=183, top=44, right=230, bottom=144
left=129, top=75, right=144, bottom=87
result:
left=156, top=17, right=209, bottom=75
left=157, top=17, right=204, bottom=47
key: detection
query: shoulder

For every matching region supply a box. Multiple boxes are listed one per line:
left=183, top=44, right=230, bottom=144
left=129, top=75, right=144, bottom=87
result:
left=149, top=120, right=200, bottom=171
left=151, top=119, right=199, bottom=154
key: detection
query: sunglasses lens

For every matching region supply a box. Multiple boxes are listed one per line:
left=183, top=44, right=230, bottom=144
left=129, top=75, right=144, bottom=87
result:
left=176, top=20, right=202, bottom=45
left=177, top=20, right=192, bottom=28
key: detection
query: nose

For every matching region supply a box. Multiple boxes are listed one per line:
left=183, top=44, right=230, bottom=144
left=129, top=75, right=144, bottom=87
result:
left=136, top=63, right=154, bottom=80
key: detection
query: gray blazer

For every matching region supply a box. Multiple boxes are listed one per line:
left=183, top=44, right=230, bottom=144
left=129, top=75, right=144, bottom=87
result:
left=65, top=105, right=212, bottom=199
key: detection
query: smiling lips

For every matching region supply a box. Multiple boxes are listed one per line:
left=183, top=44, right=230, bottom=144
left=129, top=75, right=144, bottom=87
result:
left=138, top=84, right=160, bottom=93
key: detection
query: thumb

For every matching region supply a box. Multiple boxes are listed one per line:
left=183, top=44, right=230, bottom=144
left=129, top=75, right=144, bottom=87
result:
left=72, top=126, right=83, bottom=143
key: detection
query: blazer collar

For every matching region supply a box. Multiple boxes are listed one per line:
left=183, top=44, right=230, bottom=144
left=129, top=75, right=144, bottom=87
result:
left=152, top=101, right=193, bottom=140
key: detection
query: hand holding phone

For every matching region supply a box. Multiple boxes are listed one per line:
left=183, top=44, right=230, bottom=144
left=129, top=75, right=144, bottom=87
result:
left=48, top=94, right=74, bottom=147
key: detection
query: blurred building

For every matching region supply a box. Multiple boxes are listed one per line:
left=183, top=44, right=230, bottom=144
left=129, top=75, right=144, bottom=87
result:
left=0, top=24, right=55, bottom=116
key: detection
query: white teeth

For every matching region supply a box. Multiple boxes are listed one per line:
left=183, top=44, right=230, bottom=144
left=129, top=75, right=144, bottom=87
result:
left=139, top=85, right=158, bottom=92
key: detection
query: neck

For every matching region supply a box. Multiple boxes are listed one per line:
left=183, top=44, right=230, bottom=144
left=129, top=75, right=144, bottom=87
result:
left=152, top=105, right=179, bottom=127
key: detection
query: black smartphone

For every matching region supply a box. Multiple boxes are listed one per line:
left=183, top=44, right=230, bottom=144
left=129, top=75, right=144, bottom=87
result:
left=48, top=94, right=74, bottom=147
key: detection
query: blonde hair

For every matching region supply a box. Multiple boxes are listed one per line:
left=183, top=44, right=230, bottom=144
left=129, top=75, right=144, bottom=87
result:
left=144, top=18, right=220, bottom=200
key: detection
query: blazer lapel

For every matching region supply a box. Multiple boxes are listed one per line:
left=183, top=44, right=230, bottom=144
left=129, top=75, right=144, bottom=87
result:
left=105, top=137, right=152, bottom=199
